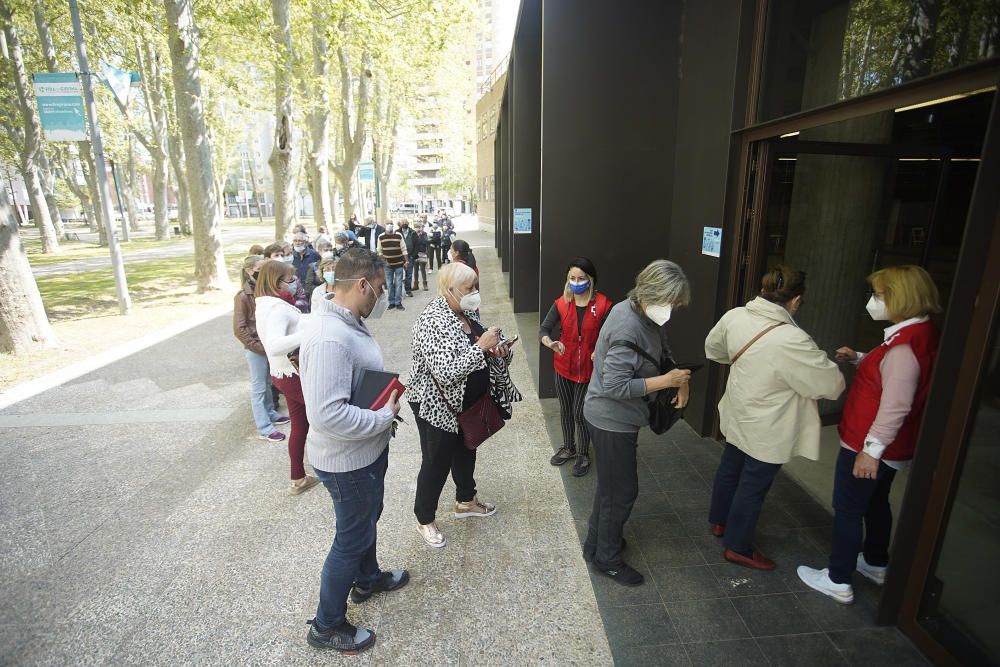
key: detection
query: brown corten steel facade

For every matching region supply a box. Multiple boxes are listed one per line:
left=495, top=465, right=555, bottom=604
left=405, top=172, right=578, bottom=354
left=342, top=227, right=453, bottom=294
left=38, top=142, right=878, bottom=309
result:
left=493, top=0, right=1000, bottom=664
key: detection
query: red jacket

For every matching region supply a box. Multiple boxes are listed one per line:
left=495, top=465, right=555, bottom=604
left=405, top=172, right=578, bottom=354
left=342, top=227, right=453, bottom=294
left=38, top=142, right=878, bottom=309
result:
left=838, top=320, right=939, bottom=462
left=553, top=292, right=612, bottom=383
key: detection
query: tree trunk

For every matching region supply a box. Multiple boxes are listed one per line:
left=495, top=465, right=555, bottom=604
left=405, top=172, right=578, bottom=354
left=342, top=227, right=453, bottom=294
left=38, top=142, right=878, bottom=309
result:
left=269, top=0, right=295, bottom=241
left=81, top=145, right=107, bottom=245
left=125, top=138, right=141, bottom=232
left=151, top=146, right=169, bottom=239
left=1, top=0, right=59, bottom=253
left=307, top=0, right=331, bottom=233
left=37, top=151, right=64, bottom=239
left=56, top=149, right=96, bottom=230
left=0, top=183, right=57, bottom=353
left=163, top=0, right=228, bottom=291
left=327, top=175, right=338, bottom=227
left=331, top=45, right=371, bottom=225
left=168, top=133, right=192, bottom=235
left=29, top=0, right=64, bottom=240
left=137, top=40, right=171, bottom=240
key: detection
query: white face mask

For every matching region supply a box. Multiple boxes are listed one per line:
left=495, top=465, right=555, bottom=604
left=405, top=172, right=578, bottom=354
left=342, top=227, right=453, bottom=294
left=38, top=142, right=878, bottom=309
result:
left=645, top=303, right=672, bottom=326
left=457, top=289, right=481, bottom=312
left=280, top=255, right=294, bottom=264
left=364, top=281, right=389, bottom=319
left=866, top=295, right=890, bottom=321
left=321, top=251, right=333, bottom=259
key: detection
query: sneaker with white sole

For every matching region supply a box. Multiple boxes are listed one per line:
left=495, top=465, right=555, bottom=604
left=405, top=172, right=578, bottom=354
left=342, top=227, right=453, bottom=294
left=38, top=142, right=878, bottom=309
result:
left=258, top=430, right=286, bottom=443
left=797, top=565, right=854, bottom=604
left=454, top=496, right=496, bottom=518
left=417, top=521, right=447, bottom=548
left=856, top=554, right=887, bottom=585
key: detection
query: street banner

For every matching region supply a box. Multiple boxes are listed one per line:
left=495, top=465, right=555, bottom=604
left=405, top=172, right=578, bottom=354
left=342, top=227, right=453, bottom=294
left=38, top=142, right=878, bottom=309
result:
left=100, top=61, right=133, bottom=107
left=359, top=160, right=375, bottom=182
left=32, top=72, right=87, bottom=141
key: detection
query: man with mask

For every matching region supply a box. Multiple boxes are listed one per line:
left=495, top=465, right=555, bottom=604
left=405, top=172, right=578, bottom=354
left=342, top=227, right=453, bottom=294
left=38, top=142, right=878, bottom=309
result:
left=360, top=216, right=384, bottom=251
left=398, top=219, right=416, bottom=297
left=299, top=248, right=407, bottom=654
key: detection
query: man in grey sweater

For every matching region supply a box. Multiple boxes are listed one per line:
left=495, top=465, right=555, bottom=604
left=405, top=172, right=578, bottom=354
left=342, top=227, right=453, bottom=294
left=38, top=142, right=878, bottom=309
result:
left=299, top=248, right=408, bottom=654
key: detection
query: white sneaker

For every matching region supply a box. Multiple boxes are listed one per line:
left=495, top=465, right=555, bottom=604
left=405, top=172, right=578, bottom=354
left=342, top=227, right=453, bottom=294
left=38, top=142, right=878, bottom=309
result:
left=417, top=521, right=447, bottom=548
left=797, top=565, right=854, bottom=604
left=856, top=554, right=887, bottom=585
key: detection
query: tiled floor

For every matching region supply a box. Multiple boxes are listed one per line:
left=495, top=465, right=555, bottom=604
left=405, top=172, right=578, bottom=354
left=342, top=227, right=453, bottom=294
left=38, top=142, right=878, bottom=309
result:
left=541, top=400, right=930, bottom=666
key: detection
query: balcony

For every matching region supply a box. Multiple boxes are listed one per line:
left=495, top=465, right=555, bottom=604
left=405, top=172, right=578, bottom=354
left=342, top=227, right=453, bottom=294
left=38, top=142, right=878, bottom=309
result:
left=410, top=177, right=445, bottom=187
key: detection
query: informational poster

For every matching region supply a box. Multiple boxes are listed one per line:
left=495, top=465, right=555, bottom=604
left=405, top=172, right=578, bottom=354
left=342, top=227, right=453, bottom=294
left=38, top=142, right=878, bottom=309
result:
left=32, top=73, right=87, bottom=141
left=513, top=207, right=532, bottom=234
left=702, top=226, right=722, bottom=258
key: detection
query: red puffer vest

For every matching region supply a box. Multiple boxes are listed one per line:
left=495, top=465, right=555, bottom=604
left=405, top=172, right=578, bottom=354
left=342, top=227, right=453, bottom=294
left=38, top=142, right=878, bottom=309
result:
left=838, top=320, right=939, bottom=462
left=553, top=292, right=613, bottom=384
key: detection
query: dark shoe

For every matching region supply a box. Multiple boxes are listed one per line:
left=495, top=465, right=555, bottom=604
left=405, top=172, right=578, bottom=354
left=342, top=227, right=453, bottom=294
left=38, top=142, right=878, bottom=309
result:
left=350, top=569, right=410, bottom=604
left=306, top=619, right=376, bottom=654
left=712, top=524, right=725, bottom=538
left=572, top=454, right=591, bottom=477
left=406, top=291, right=414, bottom=297
left=387, top=304, right=396, bottom=310
left=594, top=561, right=644, bottom=586
left=396, top=304, right=405, bottom=311
left=724, top=548, right=776, bottom=571
left=550, top=446, right=575, bottom=466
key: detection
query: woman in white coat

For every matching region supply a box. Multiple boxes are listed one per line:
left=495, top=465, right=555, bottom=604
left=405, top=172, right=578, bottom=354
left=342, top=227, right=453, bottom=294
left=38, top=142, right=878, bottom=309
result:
left=704, top=266, right=844, bottom=570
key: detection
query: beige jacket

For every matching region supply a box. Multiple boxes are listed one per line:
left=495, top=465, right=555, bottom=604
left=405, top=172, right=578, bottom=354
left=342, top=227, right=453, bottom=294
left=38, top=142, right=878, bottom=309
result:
left=705, top=297, right=845, bottom=464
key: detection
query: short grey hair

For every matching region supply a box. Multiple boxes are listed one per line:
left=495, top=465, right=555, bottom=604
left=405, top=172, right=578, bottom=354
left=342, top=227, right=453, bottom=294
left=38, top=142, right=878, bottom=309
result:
left=437, top=262, right=477, bottom=297
left=333, top=231, right=349, bottom=242
left=628, top=259, right=691, bottom=309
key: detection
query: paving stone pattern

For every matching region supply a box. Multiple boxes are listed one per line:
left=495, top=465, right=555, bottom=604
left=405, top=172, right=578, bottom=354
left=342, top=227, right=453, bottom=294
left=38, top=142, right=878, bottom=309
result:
left=544, top=401, right=930, bottom=666
left=0, top=231, right=611, bottom=666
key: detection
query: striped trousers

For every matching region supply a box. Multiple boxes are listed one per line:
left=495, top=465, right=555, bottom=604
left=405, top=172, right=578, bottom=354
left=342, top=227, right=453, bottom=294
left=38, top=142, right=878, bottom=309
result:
left=555, top=372, right=590, bottom=456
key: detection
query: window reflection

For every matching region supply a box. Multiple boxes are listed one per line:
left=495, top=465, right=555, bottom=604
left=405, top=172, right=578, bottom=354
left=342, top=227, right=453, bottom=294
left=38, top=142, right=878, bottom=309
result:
left=760, top=0, right=1000, bottom=121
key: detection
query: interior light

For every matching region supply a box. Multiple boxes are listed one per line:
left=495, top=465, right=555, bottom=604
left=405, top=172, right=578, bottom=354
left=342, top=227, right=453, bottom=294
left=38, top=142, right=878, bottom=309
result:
left=894, top=87, right=995, bottom=113
left=779, top=131, right=800, bottom=138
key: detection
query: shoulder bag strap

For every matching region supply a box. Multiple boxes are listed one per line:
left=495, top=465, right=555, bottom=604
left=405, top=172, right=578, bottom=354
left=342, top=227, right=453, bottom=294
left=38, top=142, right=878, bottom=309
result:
left=731, top=323, right=786, bottom=364
left=608, top=339, right=661, bottom=369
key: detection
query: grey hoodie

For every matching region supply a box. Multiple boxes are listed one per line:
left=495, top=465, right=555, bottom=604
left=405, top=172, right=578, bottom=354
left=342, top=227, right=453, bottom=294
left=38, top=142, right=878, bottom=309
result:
left=299, top=300, right=396, bottom=473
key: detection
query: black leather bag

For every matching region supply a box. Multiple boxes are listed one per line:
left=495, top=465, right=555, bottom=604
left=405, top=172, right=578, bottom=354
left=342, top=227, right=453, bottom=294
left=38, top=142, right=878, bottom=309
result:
left=608, top=339, right=681, bottom=434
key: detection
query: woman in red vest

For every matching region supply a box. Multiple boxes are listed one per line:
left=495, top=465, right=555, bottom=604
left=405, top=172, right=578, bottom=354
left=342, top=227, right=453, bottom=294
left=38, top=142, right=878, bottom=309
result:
left=540, top=258, right=613, bottom=477
left=798, top=265, right=941, bottom=604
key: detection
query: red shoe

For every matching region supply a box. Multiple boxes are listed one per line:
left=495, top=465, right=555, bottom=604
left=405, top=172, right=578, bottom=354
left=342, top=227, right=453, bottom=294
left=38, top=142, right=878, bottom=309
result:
left=723, top=548, right=776, bottom=571
left=711, top=524, right=725, bottom=538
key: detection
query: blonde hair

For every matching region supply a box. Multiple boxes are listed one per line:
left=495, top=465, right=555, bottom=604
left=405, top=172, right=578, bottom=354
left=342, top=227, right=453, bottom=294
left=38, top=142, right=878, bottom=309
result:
left=563, top=269, right=594, bottom=302
left=318, top=257, right=338, bottom=274
left=241, top=254, right=264, bottom=288
left=437, top=262, right=478, bottom=297
left=628, top=259, right=691, bottom=309
left=869, top=265, right=941, bottom=320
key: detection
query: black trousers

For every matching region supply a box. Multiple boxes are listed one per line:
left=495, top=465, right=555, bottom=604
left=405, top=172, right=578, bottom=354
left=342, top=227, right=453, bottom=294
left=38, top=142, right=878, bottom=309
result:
left=411, top=402, right=477, bottom=525
left=554, top=372, right=591, bottom=455
left=828, top=447, right=897, bottom=584
left=583, top=421, right=639, bottom=568
left=708, top=442, right=782, bottom=555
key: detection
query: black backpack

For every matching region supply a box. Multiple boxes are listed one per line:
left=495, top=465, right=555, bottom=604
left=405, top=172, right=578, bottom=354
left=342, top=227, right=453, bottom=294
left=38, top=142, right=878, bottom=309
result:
left=608, top=339, right=681, bottom=434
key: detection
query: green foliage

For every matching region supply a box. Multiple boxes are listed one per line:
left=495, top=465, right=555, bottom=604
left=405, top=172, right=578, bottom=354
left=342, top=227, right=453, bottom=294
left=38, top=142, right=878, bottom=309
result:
left=53, top=178, right=79, bottom=209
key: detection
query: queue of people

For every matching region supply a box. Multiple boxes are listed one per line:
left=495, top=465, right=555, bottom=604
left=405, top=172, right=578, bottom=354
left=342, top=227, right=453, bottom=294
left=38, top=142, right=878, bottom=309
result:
left=233, top=218, right=941, bottom=652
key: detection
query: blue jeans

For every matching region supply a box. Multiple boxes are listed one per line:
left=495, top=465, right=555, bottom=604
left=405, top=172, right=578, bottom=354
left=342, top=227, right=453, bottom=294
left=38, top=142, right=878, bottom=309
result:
left=385, top=266, right=404, bottom=306
left=244, top=349, right=281, bottom=436
left=313, top=447, right=388, bottom=630
left=708, top=442, right=782, bottom=555
left=828, top=447, right=897, bottom=584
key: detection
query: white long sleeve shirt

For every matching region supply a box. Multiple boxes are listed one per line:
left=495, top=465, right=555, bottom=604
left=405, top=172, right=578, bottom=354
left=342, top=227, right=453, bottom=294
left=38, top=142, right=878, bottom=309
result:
left=255, top=296, right=305, bottom=378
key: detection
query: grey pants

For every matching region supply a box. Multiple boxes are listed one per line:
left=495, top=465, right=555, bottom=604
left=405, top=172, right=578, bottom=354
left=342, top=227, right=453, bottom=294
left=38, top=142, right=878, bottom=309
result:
left=583, top=422, right=639, bottom=568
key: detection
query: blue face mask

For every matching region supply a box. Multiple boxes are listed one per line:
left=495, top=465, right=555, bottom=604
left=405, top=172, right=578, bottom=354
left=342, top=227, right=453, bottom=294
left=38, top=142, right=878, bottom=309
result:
left=569, top=280, right=590, bottom=295
left=323, top=271, right=335, bottom=285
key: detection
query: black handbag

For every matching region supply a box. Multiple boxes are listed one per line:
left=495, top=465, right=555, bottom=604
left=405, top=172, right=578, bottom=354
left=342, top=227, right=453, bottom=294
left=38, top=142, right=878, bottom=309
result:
left=608, top=339, right=681, bottom=434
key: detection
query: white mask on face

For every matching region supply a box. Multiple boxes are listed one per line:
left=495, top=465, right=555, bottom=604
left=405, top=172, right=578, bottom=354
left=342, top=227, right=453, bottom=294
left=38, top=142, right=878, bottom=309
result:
left=364, top=281, right=389, bottom=319
left=645, top=303, right=672, bottom=326
left=321, top=251, right=333, bottom=259
left=866, top=295, right=890, bottom=321
left=281, top=255, right=294, bottom=264
left=456, top=289, right=481, bottom=312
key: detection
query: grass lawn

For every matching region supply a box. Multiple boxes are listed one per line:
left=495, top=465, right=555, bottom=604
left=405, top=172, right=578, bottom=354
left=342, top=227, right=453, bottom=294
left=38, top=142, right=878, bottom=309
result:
left=36, top=252, right=246, bottom=321
left=24, top=236, right=183, bottom=267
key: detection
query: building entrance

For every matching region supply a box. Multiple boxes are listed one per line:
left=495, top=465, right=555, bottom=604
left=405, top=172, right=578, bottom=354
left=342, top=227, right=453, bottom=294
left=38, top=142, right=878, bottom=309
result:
left=732, top=88, right=995, bottom=513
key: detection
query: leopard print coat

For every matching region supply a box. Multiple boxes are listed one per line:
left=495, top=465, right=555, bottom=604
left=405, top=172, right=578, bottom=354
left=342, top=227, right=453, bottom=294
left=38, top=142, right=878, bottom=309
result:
left=405, top=296, right=522, bottom=433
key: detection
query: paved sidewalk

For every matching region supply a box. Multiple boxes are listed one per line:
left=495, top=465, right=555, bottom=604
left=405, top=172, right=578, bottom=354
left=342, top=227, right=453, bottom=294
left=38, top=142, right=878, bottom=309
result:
left=0, top=230, right=611, bottom=665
